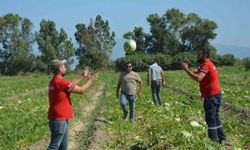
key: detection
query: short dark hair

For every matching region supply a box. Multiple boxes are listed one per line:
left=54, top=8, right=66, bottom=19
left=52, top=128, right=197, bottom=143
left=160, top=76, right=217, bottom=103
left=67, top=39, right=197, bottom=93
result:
left=154, top=58, right=159, bottom=63
left=199, top=49, right=210, bottom=58
left=125, top=62, right=132, bottom=67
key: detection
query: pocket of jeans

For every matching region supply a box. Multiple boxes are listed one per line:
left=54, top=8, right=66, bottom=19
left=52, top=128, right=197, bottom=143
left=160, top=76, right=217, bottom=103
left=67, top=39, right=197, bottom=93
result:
left=211, top=95, right=220, bottom=106
left=204, top=97, right=213, bottom=110
left=51, top=120, right=66, bottom=134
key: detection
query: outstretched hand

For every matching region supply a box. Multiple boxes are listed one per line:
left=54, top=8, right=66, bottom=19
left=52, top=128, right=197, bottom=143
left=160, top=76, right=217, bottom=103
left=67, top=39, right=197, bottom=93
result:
left=81, top=66, right=90, bottom=77
left=182, top=61, right=189, bottom=70
left=88, top=72, right=98, bottom=83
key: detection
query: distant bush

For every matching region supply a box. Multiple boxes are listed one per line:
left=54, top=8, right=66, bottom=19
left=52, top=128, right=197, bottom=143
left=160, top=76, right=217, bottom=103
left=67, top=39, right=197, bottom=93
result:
left=218, top=54, right=236, bottom=66
left=0, top=55, right=36, bottom=75
left=115, top=52, right=197, bottom=72
left=243, top=57, right=250, bottom=71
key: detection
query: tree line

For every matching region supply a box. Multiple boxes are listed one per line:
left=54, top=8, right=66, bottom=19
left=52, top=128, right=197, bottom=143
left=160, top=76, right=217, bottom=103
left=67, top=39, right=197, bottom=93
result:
left=0, top=14, right=115, bottom=75
left=0, top=9, right=248, bottom=75
left=117, top=8, right=242, bottom=71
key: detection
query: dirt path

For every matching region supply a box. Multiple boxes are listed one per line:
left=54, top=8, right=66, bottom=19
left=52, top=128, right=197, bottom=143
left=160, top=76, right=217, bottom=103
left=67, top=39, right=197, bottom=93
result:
left=67, top=83, right=104, bottom=149
left=87, top=113, right=109, bottom=150
left=86, top=91, right=112, bottom=150
left=24, top=83, right=104, bottom=150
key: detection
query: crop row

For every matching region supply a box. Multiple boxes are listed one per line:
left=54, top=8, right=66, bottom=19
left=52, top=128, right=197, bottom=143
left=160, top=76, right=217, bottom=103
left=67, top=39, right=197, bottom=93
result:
left=166, top=66, right=250, bottom=108
left=99, top=71, right=249, bottom=149
left=0, top=73, right=93, bottom=149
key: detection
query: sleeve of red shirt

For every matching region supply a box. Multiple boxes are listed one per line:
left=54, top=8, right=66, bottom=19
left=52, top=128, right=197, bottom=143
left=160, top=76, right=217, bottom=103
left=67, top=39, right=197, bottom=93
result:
left=57, top=79, right=75, bottom=93
left=199, top=63, right=209, bottom=74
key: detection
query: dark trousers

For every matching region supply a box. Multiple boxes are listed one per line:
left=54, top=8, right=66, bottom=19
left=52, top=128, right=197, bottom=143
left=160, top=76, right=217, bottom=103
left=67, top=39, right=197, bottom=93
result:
left=151, top=79, right=162, bottom=105
left=203, top=93, right=226, bottom=142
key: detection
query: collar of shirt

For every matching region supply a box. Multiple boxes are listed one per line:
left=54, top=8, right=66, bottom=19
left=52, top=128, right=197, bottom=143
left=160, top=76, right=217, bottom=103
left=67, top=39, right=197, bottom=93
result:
left=54, top=75, right=63, bottom=79
left=151, top=63, right=158, bottom=67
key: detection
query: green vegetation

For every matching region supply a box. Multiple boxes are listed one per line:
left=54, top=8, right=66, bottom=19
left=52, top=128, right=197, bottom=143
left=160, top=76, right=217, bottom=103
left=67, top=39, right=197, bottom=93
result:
left=36, top=19, right=75, bottom=73
left=75, top=15, right=116, bottom=69
left=218, top=54, right=236, bottom=66
left=167, top=66, right=250, bottom=108
left=118, top=8, right=242, bottom=71
left=0, top=7, right=249, bottom=150
left=115, top=52, right=197, bottom=72
left=1, top=67, right=248, bottom=149
left=99, top=67, right=249, bottom=149
left=124, top=8, right=217, bottom=55
left=0, top=14, right=35, bottom=75
left=243, top=57, right=250, bottom=70
left=0, top=73, right=95, bottom=149
left=0, top=74, right=49, bottom=99
left=1, top=8, right=247, bottom=75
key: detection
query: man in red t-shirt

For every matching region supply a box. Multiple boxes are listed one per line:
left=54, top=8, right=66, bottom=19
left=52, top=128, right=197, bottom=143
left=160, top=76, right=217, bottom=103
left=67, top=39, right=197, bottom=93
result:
left=47, top=59, right=97, bottom=150
left=182, top=49, right=226, bottom=143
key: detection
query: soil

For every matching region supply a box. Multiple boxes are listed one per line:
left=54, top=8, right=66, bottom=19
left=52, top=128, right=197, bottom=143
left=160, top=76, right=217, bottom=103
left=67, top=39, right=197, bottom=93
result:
left=24, top=83, right=106, bottom=150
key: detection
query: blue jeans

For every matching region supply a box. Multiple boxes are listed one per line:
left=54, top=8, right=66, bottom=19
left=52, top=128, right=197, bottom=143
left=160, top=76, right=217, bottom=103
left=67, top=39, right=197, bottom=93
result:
left=203, top=93, right=226, bottom=142
left=47, top=119, right=68, bottom=150
left=120, top=92, right=135, bottom=121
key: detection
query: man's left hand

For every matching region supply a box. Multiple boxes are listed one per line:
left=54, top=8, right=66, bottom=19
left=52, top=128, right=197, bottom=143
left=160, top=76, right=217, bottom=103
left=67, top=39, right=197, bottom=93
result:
left=138, top=91, right=142, bottom=98
left=82, top=66, right=90, bottom=77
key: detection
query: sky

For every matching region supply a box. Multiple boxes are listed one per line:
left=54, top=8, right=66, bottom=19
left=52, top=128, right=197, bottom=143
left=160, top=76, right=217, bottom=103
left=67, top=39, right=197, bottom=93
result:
left=1, top=0, right=250, bottom=59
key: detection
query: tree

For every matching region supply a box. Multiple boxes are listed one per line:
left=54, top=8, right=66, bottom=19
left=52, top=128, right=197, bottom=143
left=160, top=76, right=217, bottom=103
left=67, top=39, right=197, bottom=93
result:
left=146, top=13, right=180, bottom=54
left=180, top=13, right=217, bottom=51
left=115, top=8, right=220, bottom=71
left=36, top=19, right=74, bottom=73
left=75, top=15, right=116, bottom=69
left=0, top=13, right=35, bottom=75
left=163, top=8, right=185, bottom=39
left=132, top=8, right=218, bottom=55
left=146, top=9, right=217, bottom=54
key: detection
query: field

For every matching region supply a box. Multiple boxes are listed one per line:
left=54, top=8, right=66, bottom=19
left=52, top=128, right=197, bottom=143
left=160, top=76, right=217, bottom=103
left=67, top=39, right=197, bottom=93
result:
left=0, top=66, right=249, bottom=149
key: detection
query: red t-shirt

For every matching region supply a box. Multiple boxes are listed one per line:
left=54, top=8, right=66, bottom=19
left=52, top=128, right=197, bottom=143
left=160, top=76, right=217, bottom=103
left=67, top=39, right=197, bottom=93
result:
left=197, top=59, right=220, bottom=97
left=48, top=75, right=75, bottom=120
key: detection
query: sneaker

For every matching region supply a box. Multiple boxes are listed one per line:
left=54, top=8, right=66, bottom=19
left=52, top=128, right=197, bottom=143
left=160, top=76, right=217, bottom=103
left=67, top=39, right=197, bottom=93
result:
left=123, top=111, right=128, bottom=119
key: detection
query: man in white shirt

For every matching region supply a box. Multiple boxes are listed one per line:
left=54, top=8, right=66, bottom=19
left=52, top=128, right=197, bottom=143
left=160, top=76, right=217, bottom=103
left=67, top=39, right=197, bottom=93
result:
left=147, top=59, right=165, bottom=105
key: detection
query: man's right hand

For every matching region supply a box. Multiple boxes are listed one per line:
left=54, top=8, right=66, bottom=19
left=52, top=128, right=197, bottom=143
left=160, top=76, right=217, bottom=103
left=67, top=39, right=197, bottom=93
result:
left=88, top=73, right=98, bottom=82
left=82, top=67, right=90, bottom=77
